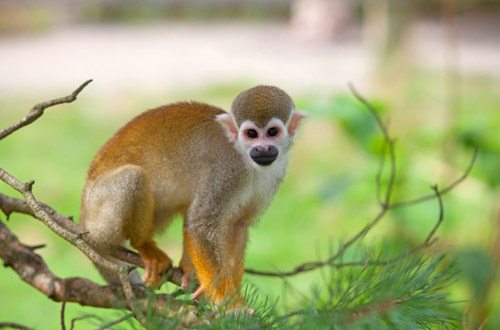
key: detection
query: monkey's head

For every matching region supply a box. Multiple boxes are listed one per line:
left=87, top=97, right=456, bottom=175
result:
left=216, top=85, right=307, bottom=168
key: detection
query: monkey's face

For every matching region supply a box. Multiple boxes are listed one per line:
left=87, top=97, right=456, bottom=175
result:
left=238, top=118, right=288, bottom=167
left=216, top=108, right=307, bottom=169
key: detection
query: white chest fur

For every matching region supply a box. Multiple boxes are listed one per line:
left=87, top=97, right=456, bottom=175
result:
left=240, top=155, right=288, bottom=221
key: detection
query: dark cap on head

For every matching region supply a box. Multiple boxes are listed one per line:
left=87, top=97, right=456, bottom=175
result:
left=231, top=85, right=295, bottom=127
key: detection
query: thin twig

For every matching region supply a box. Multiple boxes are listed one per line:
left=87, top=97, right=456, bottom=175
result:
left=246, top=177, right=389, bottom=275
left=70, top=316, right=95, bottom=330
left=260, top=309, right=309, bottom=328
left=349, top=294, right=410, bottom=323
left=118, top=269, right=146, bottom=326
left=118, top=269, right=137, bottom=311
left=478, top=318, right=489, bottom=330
left=0, top=323, right=35, bottom=330
left=462, top=304, right=471, bottom=330
left=96, top=314, right=134, bottom=330
left=348, top=82, right=397, bottom=207
left=377, top=184, right=445, bottom=266
left=263, top=292, right=410, bottom=329
left=424, top=185, right=444, bottom=244
left=61, top=298, right=67, bottom=330
left=0, top=80, right=92, bottom=140
left=390, top=146, right=477, bottom=209
left=375, top=143, right=388, bottom=207
left=24, top=243, right=47, bottom=251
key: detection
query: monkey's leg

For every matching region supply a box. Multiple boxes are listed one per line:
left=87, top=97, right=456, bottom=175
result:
left=82, top=165, right=171, bottom=287
left=228, top=219, right=249, bottom=289
left=183, top=168, right=250, bottom=309
left=118, top=166, right=171, bottom=287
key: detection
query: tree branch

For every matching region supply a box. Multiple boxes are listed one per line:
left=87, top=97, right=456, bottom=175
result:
left=0, top=167, right=124, bottom=277
left=0, top=192, right=184, bottom=286
left=0, top=192, right=74, bottom=227
left=0, top=219, right=197, bottom=323
left=0, top=80, right=93, bottom=140
left=0, top=218, right=131, bottom=308
left=0, top=80, right=180, bottom=278
left=0, top=80, right=187, bottom=326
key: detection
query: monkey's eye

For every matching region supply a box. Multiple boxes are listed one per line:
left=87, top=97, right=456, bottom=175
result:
left=267, top=127, right=279, bottom=137
left=246, top=129, right=258, bottom=139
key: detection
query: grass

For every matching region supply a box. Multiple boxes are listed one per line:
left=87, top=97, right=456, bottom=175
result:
left=0, top=72, right=499, bottom=329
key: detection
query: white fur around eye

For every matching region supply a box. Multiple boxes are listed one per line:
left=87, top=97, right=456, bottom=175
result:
left=263, top=118, right=287, bottom=139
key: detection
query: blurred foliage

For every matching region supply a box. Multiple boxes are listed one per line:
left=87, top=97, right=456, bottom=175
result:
left=80, top=2, right=291, bottom=24
left=133, top=248, right=459, bottom=329
left=2, top=0, right=500, bottom=33
left=0, top=1, right=291, bottom=33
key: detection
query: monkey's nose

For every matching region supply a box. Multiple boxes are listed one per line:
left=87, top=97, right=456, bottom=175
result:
left=254, top=145, right=273, bottom=153
left=250, top=145, right=279, bottom=166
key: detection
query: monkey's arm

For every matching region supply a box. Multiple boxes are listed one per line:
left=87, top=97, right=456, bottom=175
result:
left=183, top=166, right=247, bottom=307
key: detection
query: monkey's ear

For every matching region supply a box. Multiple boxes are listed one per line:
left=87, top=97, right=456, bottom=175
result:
left=215, top=113, right=239, bottom=142
left=288, top=110, right=308, bottom=136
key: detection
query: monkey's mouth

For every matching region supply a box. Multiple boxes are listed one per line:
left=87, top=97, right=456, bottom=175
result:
left=251, top=155, right=277, bottom=166
left=250, top=146, right=279, bottom=166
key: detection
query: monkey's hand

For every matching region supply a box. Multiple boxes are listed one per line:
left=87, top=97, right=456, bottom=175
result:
left=136, top=240, right=172, bottom=287
left=192, top=284, right=205, bottom=300
left=179, top=253, right=199, bottom=292
left=181, top=270, right=199, bottom=292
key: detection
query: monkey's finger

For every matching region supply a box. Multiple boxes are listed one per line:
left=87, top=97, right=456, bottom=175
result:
left=181, top=277, right=189, bottom=291
left=181, top=278, right=200, bottom=292
left=142, top=266, right=151, bottom=284
left=181, top=271, right=198, bottom=291
left=149, top=258, right=160, bottom=286
left=158, top=259, right=170, bottom=275
left=193, top=286, right=205, bottom=301
left=181, top=277, right=198, bottom=291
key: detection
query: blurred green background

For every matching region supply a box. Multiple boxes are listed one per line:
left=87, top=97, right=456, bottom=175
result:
left=0, top=0, right=499, bottom=329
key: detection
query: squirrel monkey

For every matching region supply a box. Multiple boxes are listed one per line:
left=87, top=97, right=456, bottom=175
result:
left=79, top=85, right=307, bottom=308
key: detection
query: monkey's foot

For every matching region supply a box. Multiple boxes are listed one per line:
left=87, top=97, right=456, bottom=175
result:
left=198, top=290, right=254, bottom=316
left=137, top=241, right=172, bottom=288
